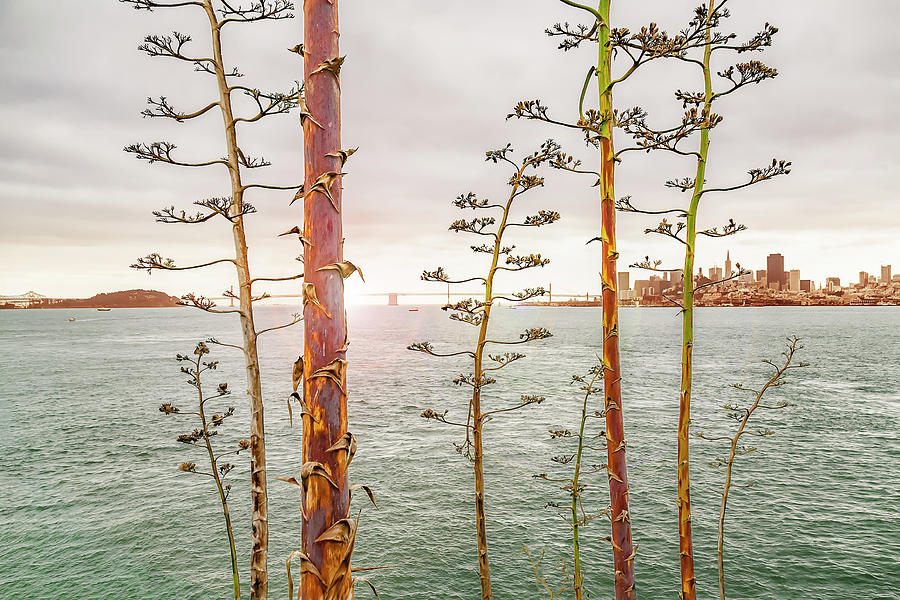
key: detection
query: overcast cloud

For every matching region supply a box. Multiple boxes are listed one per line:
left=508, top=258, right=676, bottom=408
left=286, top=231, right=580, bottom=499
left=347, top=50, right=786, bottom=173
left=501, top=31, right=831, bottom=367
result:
left=1, top=1, right=898, bottom=300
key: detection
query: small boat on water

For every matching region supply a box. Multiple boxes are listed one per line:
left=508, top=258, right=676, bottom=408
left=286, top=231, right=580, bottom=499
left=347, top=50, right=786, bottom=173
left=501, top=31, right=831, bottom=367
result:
left=408, top=307, right=419, bottom=312
left=68, top=317, right=77, bottom=322
left=97, top=308, right=111, bottom=312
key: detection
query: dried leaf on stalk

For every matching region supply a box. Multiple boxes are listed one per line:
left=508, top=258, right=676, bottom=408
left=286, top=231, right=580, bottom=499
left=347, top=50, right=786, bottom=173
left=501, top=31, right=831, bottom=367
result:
left=306, top=171, right=344, bottom=212
left=302, top=282, right=331, bottom=318
left=310, top=56, right=346, bottom=79
left=353, top=577, right=380, bottom=598
left=326, top=147, right=358, bottom=167
left=298, top=95, right=323, bottom=130
left=292, top=355, right=304, bottom=392
left=315, top=518, right=357, bottom=544
left=300, top=461, right=338, bottom=491
left=327, top=432, right=357, bottom=464
left=278, top=226, right=313, bottom=247
left=317, top=261, right=364, bottom=282
left=286, top=549, right=324, bottom=594
left=349, top=484, right=378, bottom=509
left=310, top=358, right=347, bottom=392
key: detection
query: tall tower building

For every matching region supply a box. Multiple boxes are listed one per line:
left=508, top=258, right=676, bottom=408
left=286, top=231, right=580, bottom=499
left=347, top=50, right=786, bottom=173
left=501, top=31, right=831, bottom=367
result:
left=767, top=253, right=785, bottom=289
left=881, top=265, right=892, bottom=284
left=859, top=271, right=869, bottom=286
left=789, top=269, right=800, bottom=292
left=725, top=250, right=732, bottom=276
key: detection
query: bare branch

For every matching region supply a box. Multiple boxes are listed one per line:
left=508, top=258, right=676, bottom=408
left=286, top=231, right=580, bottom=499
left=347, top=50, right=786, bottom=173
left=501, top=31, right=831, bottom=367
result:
left=256, top=313, right=303, bottom=337
left=142, top=97, right=219, bottom=122
left=701, top=159, right=791, bottom=195
left=153, top=197, right=256, bottom=224
left=218, top=0, right=294, bottom=26
left=130, top=252, right=235, bottom=272
left=616, top=196, right=688, bottom=217
left=124, top=141, right=229, bottom=168
left=421, top=267, right=486, bottom=285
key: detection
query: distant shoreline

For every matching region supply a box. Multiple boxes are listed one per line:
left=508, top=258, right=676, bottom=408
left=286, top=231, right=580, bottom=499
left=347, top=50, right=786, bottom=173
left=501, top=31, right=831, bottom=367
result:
left=519, top=302, right=900, bottom=308
left=0, top=289, right=182, bottom=310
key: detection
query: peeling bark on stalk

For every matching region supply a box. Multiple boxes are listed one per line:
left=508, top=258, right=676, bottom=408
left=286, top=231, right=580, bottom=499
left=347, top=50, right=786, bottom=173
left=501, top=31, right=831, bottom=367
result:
left=301, top=2, right=350, bottom=600
left=201, top=2, right=268, bottom=596
left=678, top=8, right=715, bottom=600
left=596, top=2, right=636, bottom=598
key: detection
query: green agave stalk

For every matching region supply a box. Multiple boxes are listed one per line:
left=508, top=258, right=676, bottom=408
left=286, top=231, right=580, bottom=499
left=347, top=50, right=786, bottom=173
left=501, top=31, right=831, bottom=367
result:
left=595, top=3, right=636, bottom=597
left=411, top=141, right=562, bottom=600
left=676, top=8, right=714, bottom=598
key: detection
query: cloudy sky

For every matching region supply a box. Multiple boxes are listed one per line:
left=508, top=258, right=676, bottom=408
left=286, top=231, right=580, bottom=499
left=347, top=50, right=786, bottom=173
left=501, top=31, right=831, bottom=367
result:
left=1, top=0, right=898, bottom=302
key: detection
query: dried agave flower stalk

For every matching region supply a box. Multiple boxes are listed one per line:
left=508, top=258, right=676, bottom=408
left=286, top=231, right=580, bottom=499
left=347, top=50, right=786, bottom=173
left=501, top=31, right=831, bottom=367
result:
left=613, top=5, right=789, bottom=597
left=123, top=2, right=305, bottom=596
left=161, top=342, right=251, bottom=600
left=409, top=140, right=563, bottom=600
left=698, top=337, right=807, bottom=600
left=533, top=363, right=612, bottom=600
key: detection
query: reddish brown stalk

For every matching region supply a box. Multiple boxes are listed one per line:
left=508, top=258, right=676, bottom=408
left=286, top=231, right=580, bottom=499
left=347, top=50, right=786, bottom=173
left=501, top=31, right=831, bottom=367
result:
left=301, top=2, right=350, bottom=600
left=596, top=2, right=636, bottom=597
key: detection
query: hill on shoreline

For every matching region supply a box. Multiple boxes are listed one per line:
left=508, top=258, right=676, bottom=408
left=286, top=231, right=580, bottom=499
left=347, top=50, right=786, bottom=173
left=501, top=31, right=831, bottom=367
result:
left=1, top=289, right=182, bottom=309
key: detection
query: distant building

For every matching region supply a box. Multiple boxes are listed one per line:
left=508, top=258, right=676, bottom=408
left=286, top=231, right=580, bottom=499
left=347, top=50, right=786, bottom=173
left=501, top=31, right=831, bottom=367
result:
left=789, top=269, right=801, bottom=292
left=881, top=265, right=892, bottom=284
left=800, top=280, right=812, bottom=292
left=618, top=272, right=630, bottom=292
left=634, top=279, right=651, bottom=296
left=894, top=274, right=900, bottom=283
left=859, top=271, right=869, bottom=286
left=725, top=251, right=732, bottom=277
left=769, top=281, right=781, bottom=291
left=709, top=266, right=723, bottom=282
left=767, top=254, right=785, bottom=289
left=756, top=269, right=768, bottom=286
left=826, top=276, right=841, bottom=292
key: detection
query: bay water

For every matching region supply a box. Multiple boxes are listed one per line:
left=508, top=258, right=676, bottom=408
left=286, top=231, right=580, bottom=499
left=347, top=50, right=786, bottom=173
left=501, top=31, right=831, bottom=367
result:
left=1, top=305, right=898, bottom=599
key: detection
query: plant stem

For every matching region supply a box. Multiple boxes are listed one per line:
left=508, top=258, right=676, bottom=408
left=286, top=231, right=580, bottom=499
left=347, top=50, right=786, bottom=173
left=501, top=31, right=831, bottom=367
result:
left=717, top=341, right=799, bottom=600
left=195, top=357, right=241, bottom=600
left=469, top=164, right=526, bottom=600
left=596, top=1, right=636, bottom=597
left=678, top=7, right=714, bottom=599
left=570, top=370, right=600, bottom=600
left=302, top=2, right=350, bottom=600
left=201, top=3, right=268, bottom=597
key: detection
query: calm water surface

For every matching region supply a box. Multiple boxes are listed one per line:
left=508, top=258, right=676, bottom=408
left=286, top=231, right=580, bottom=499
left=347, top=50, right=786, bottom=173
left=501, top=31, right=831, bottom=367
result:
left=1, top=305, right=898, bottom=599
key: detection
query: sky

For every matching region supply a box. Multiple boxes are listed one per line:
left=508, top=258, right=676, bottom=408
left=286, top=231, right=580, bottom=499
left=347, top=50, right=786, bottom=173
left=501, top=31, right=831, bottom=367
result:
left=1, top=0, right=899, bottom=302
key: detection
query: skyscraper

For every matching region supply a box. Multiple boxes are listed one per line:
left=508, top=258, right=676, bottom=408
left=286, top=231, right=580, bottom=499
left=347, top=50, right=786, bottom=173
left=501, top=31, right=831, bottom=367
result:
left=725, top=250, right=732, bottom=277
left=859, top=271, right=869, bottom=286
left=881, top=265, right=892, bottom=284
left=767, top=253, right=785, bottom=289
left=789, top=269, right=800, bottom=292
left=618, top=272, right=630, bottom=292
